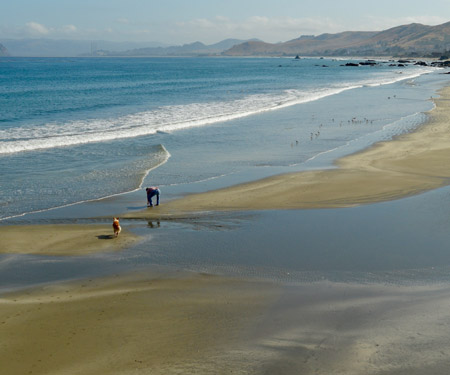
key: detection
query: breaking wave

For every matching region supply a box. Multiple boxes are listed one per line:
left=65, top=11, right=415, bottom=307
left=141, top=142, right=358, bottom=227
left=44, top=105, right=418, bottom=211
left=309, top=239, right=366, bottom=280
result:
left=0, top=67, right=433, bottom=155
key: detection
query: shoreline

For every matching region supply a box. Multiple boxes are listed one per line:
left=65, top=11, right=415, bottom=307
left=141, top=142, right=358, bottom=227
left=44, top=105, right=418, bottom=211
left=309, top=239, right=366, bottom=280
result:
left=125, top=85, right=450, bottom=219
left=3, top=85, right=450, bottom=256
left=0, top=63, right=436, bottom=224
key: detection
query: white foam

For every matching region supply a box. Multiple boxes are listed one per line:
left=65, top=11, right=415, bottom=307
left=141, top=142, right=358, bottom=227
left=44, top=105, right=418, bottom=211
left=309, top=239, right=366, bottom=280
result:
left=0, top=66, right=434, bottom=155
left=0, top=144, right=171, bottom=222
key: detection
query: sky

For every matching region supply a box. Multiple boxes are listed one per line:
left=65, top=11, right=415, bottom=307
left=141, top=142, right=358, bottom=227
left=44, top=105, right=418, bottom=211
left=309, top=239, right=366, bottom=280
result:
left=2, top=0, right=450, bottom=45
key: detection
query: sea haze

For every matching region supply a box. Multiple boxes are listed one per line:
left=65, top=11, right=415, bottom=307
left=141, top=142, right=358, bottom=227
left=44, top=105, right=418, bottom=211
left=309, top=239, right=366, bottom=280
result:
left=0, top=57, right=446, bottom=220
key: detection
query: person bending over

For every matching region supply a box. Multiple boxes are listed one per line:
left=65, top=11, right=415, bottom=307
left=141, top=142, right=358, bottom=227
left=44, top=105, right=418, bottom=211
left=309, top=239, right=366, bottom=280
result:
left=146, top=186, right=160, bottom=207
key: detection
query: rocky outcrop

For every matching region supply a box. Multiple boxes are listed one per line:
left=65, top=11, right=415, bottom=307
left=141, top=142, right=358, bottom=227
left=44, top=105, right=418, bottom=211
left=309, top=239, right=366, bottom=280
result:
left=432, top=60, right=450, bottom=67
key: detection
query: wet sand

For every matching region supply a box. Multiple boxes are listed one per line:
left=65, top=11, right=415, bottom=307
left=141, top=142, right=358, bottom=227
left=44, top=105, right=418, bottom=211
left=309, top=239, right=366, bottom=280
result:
left=3, top=272, right=450, bottom=374
left=0, top=224, right=139, bottom=256
left=125, top=87, right=450, bottom=218
left=0, top=272, right=279, bottom=375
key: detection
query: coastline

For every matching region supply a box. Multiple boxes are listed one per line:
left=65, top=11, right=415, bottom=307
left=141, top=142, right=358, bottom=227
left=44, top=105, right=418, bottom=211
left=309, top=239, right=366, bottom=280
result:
left=125, top=85, right=450, bottom=218
left=1, top=59, right=437, bottom=224
left=3, top=85, right=450, bottom=255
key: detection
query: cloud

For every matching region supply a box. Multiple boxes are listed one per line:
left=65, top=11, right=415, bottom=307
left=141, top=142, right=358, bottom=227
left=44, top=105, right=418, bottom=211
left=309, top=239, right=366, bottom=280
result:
left=25, top=22, right=51, bottom=36
left=15, top=22, right=77, bottom=38
left=117, top=18, right=130, bottom=25
left=188, top=18, right=216, bottom=28
left=61, top=24, right=77, bottom=34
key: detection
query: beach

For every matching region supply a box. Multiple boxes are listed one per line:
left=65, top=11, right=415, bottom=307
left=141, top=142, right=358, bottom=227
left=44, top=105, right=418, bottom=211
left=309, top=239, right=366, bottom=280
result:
left=3, top=60, right=450, bottom=374
left=125, top=86, right=450, bottom=217
left=4, top=87, right=450, bottom=255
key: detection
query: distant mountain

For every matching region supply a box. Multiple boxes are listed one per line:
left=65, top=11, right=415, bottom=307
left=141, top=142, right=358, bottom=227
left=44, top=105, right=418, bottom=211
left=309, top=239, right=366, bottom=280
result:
left=5, top=21, right=450, bottom=58
left=225, top=32, right=376, bottom=56
left=1, top=37, right=256, bottom=57
left=224, top=21, right=450, bottom=57
left=1, top=38, right=168, bottom=57
left=91, top=38, right=258, bottom=57
left=0, top=43, right=9, bottom=56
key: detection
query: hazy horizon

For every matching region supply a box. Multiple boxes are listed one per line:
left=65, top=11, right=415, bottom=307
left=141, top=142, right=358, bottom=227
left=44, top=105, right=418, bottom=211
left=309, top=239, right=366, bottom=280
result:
left=2, top=0, right=449, bottom=46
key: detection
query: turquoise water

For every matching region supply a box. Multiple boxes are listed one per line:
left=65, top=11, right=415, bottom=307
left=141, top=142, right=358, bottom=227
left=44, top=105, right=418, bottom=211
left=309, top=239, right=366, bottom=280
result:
left=0, top=57, right=447, bottom=220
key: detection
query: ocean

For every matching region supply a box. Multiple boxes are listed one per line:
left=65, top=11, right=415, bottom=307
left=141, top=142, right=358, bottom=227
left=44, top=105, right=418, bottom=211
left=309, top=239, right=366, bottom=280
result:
left=3, top=56, right=450, bottom=289
left=0, top=57, right=447, bottom=221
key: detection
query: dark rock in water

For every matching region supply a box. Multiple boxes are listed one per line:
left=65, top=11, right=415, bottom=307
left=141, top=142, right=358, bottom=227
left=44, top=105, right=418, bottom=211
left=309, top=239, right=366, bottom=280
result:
left=389, top=64, right=396, bottom=66
left=398, top=64, right=405, bottom=67
left=414, top=61, right=428, bottom=66
left=295, top=55, right=301, bottom=59
left=322, top=65, right=328, bottom=67
left=345, top=63, right=359, bottom=67
left=359, top=61, right=377, bottom=66
left=398, top=59, right=411, bottom=63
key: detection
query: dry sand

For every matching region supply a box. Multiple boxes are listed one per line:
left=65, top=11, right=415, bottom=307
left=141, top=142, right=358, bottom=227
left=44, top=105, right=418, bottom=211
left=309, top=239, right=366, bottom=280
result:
left=3, top=273, right=450, bottom=374
left=0, top=224, right=140, bottom=256
left=125, top=86, right=450, bottom=219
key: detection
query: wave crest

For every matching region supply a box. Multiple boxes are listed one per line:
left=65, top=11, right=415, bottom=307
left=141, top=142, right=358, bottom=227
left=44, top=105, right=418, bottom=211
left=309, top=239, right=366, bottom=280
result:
left=0, top=67, right=433, bottom=155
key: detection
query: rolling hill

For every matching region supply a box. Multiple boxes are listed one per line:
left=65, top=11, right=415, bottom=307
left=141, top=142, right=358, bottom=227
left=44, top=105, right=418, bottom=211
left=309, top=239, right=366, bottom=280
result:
left=223, top=21, right=450, bottom=57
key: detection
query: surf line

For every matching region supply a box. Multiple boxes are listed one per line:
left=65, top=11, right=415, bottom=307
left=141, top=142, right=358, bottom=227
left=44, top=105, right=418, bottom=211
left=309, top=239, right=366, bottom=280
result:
left=0, top=67, right=433, bottom=156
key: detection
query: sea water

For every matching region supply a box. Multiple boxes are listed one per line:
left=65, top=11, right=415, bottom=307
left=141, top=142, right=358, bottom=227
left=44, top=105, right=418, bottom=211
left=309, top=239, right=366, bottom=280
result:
left=0, top=57, right=448, bottom=221
left=3, top=57, right=450, bottom=290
